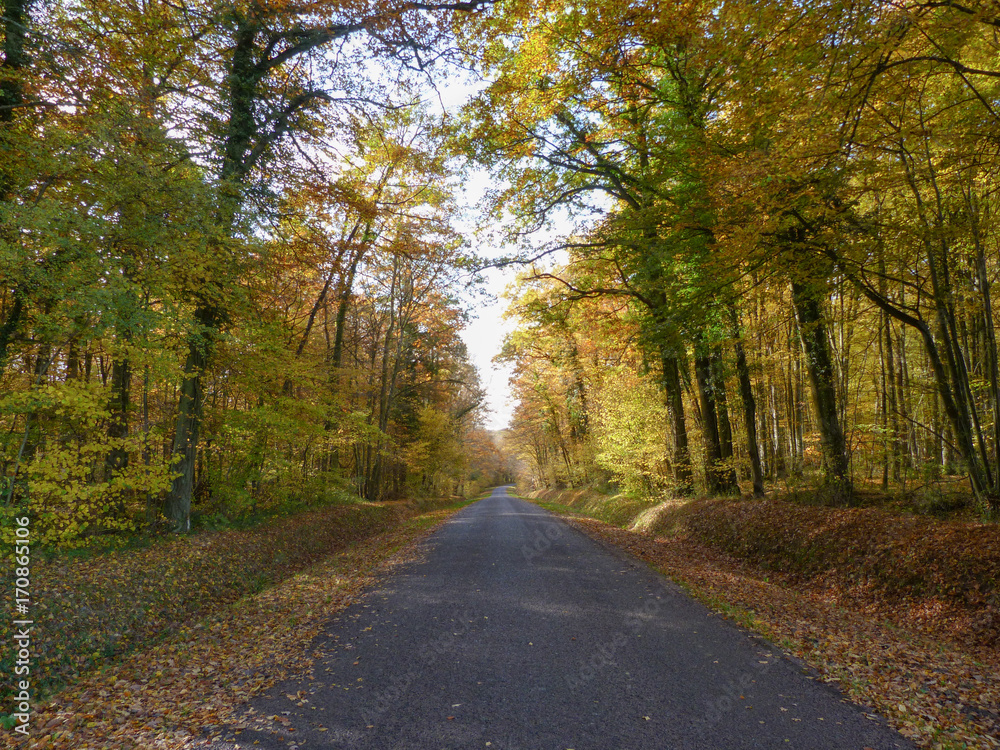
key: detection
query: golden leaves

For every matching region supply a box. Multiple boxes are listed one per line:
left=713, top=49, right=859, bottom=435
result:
left=7, top=500, right=463, bottom=750
left=554, top=499, right=1000, bottom=749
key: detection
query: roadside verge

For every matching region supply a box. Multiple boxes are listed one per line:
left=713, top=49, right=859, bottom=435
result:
left=528, top=490, right=999, bottom=750
left=6, top=497, right=474, bottom=750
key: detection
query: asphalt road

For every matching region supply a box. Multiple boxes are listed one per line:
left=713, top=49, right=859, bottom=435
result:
left=227, top=486, right=914, bottom=750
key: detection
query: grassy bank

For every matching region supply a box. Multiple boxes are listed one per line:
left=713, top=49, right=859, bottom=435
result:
left=527, top=487, right=999, bottom=651
left=526, top=486, right=1000, bottom=748
left=0, top=493, right=468, bottom=716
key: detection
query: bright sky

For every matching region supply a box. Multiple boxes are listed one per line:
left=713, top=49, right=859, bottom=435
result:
left=460, top=265, right=517, bottom=431
left=431, top=74, right=520, bottom=432
left=430, top=67, right=582, bottom=431
left=453, top=169, right=518, bottom=432
left=453, top=179, right=570, bottom=432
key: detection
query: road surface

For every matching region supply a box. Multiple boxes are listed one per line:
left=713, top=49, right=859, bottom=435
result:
left=226, top=486, right=913, bottom=750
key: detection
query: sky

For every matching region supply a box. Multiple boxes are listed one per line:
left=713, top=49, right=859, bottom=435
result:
left=432, top=76, right=521, bottom=432
left=459, top=266, right=517, bottom=431
left=453, top=167, right=519, bottom=432
left=428, top=65, right=582, bottom=432
left=452, top=179, right=570, bottom=432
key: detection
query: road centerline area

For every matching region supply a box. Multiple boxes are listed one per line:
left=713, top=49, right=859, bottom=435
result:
left=226, top=486, right=913, bottom=750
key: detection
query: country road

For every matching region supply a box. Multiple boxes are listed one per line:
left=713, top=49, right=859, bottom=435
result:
left=225, top=486, right=913, bottom=750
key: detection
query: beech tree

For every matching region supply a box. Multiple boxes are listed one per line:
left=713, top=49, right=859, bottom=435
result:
left=474, top=0, right=1000, bottom=514
left=0, top=0, right=495, bottom=542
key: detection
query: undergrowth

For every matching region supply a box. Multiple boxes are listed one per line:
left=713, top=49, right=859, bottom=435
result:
left=0, top=492, right=468, bottom=711
left=528, top=486, right=1000, bottom=651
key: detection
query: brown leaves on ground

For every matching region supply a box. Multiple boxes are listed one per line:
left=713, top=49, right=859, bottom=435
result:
left=1, top=502, right=410, bottom=707
left=671, top=498, right=1000, bottom=643
left=565, top=514, right=1000, bottom=750
left=11, top=505, right=463, bottom=750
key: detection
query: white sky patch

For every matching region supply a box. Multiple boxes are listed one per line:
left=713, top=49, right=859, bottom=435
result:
left=452, top=166, right=519, bottom=431
left=431, top=66, right=579, bottom=431
left=429, top=73, right=519, bottom=431
left=461, top=266, right=517, bottom=430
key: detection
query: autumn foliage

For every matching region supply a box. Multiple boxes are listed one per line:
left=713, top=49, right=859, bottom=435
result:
left=0, top=499, right=413, bottom=707
left=0, top=0, right=501, bottom=545
left=468, top=0, right=1000, bottom=517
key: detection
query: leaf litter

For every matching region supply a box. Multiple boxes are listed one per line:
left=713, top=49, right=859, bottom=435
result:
left=564, top=514, right=1000, bottom=750
left=10, top=506, right=463, bottom=750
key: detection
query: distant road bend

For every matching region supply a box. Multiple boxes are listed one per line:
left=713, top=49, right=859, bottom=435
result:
left=228, top=486, right=914, bottom=750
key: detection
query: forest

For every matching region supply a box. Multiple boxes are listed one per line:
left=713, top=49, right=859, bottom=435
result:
left=2, top=1, right=1000, bottom=535
left=3, top=1, right=1000, bottom=748
left=481, top=0, right=1000, bottom=520
left=0, top=0, right=513, bottom=546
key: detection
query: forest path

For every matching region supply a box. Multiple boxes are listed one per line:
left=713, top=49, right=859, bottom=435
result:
left=225, top=486, right=913, bottom=750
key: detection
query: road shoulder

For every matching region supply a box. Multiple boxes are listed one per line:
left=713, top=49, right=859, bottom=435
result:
left=536, top=502, right=999, bottom=750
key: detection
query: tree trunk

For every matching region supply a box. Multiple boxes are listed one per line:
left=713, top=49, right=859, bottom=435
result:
left=0, top=0, right=33, bottom=373
left=712, top=354, right=735, bottom=464
left=66, top=337, right=80, bottom=381
left=332, top=250, right=362, bottom=371
left=0, top=0, right=32, bottom=126
left=165, top=16, right=258, bottom=530
left=693, top=339, right=738, bottom=495
left=105, top=357, right=131, bottom=475
left=569, top=340, right=590, bottom=440
left=165, top=307, right=216, bottom=531
left=660, top=345, right=693, bottom=495
left=729, top=307, right=765, bottom=497
left=884, top=315, right=901, bottom=483
left=972, top=217, right=1000, bottom=492
left=790, top=280, right=852, bottom=499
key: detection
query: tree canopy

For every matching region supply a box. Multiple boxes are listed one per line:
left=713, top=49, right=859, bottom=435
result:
left=0, top=0, right=510, bottom=544
left=463, top=0, right=1000, bottom=516
left=4, top=0, right=1000, bottom=547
